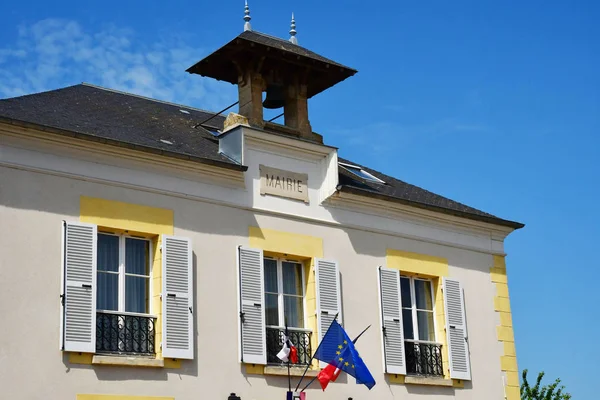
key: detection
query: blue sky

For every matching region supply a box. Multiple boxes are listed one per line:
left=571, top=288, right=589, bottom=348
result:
left=1, top=1, right=598, bottom=397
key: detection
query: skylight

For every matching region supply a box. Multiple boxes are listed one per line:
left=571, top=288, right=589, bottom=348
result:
left=339, top=162, right=385, bottom=184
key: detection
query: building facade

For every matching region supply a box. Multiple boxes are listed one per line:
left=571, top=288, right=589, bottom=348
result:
left=0, top=16, right=523, bottom=400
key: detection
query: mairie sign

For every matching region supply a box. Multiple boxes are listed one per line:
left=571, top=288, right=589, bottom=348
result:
left=259, top=165, right=309, bottom=203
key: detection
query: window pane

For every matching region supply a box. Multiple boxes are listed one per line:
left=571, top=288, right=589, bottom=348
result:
left=400, top=277, right=411, bottom=307
left=265, top=293, right=279, bottom=326
left=125, top=238, right=149, bottom=275
left=264, top=259, right=278, bottom=293
left=414, top=280, right=433, bottom=310
left=97, top=234, right=119, bottom=272
left=417, top=311, right=435, bottom=342
left=125, top=276, right=148, bottom=313
left=282, top=262, right=303, bottom=295
left=402, top=309, right=414, bottom=340
left=97, top=272, right=118, bottom=310
left=283, top=295, right=304, bottom=328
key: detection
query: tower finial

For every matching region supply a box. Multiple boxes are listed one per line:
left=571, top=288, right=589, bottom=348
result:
left=244, top=0, right=252, bottom=32
left=289, top=12, right=297, bottom=44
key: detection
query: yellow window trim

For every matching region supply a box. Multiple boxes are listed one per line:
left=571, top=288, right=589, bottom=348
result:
left=69, top=196, right=180, bottom=369
left=248, top=227, right=324, bottom=371
left=385, top=249, right=463, bottom=386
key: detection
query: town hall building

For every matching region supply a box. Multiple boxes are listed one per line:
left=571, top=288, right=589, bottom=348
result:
left=0, top=5, right=523, bottom=400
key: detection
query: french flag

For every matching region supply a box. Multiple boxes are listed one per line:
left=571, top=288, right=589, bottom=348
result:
left=277, top=327, right=299, bottom=364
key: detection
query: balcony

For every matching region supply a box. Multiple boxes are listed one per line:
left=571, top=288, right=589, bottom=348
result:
left=96, top=311, right=156, bottom=356
left=404, top=340, right=444, bottom=377
left=266, top=326, right=312, bottom=366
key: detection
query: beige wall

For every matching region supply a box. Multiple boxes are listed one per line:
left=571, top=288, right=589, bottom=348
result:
left=0, top=164, right=508, bottom=400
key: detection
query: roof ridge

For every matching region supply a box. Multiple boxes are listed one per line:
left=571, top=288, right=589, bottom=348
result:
left=80, top=82, right=227, bottom=118
left=0, top=84, right=83, bottom=101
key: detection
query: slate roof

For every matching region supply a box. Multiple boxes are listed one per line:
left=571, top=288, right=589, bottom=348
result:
left=0, top=83, right=523, bottom=229
left=186, top=30, right=357, bottom=100
left=237, top=30, right=356, bottom=71
left=0, top=83, right=235, bottom=169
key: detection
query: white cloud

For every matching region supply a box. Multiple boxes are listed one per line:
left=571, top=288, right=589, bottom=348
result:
left=0, top=18, right=236, bottom=110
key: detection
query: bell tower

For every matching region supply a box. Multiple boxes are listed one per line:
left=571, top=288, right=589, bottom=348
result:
left=186, top=3, right=357, bottom=143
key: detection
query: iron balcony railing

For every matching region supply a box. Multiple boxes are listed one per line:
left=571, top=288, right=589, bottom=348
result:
left=96, top=310, right=156, bottom=356
left=404, top=340, right=444, bottom=377
left=266, top=326, right=312, bottom=366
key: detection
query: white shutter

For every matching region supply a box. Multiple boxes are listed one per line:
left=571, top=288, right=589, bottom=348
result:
left=443, top=277, right=471, bottom=380
left=61, top=221, right=97, bottom=353
left=315, top=258, right=342, bottom=340
left=378, top=267, right=406, bottom=375
left=237, top=246, right=267, bottom=364
left=162, top=235, right=194, bottom=359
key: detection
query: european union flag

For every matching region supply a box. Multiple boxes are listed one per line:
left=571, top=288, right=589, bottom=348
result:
left=314, top=319, right=376, bottom=389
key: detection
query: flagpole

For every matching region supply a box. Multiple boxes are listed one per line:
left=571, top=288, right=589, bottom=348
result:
left=299, top=324, right=372, bottom=393
left=293, top=312, right=339, bottom=392
left=286, top=322, right=291, bottom=393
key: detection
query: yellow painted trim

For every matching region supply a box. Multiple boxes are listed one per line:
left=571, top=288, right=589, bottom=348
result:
left=494, top=297, right=512, bottom=312
left=80, top=196, right=173, bottom=236
left=452, top=379, right=465, bottom=388
left=506, top=371, right=520, bottom=387
left=491, top=255, right=519, bottom=400
left=501, top=356, right=518, bottom=372
left=497, top=326, right=515, bottom=342
left=386, top=249, right=448, bottom=277
left=496, top=283, right=510, bottom=298
left=249, top=227, right=323, bottom=258
left=248, top=227, right=323, bottom=368
left=504, top=341, right=517, bottom=357
left=69, top=353, right=93, bottom=364
left=245, top=364, right=265, bottom=375
left=73, top=197, right=179, bottom=368
left=506, top=386, right=520, bottom=400
left=77, top=395, right=173, bottom=400
left=388, top=374, right=406, bottom=384
left=385, top=249, right=463, bottom=387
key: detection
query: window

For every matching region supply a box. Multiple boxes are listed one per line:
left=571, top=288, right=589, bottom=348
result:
left=97, top=233, right=151, bottom=314
left=400, top=276, right=443, bottom=376
left=339, top=162, right=385, bottom=184
left=96, top=232, right=154, bottom=356
left=401, top=277, right=435, bottom=342
left=264, top=258, right=305, bottom=328
left=263, top=257, right=311, bottom=365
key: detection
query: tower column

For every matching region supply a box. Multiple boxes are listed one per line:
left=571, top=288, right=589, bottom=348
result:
left=238, top=69, right=265, bottom=129
left=284, top=78, right=312, bottom=139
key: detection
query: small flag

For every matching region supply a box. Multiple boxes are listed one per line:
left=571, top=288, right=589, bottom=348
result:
left=317, top=363, right=342, bottom=390
left=277, top=328, right=299, bottom=364
left=286, top=392, right=305, bottom=400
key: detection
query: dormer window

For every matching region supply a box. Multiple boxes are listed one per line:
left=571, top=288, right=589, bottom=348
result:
left=339, top=162, right=385, bottom=184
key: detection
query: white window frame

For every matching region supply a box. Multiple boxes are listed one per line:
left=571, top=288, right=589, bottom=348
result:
left=264, top=257, right=307, bottom=330
left=401, top=276, right=438, bottom=344
left=97, top=232, right=154, bottom=316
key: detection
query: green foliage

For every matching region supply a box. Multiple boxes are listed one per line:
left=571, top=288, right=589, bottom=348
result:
left=520, top=369, right=571, bottom=400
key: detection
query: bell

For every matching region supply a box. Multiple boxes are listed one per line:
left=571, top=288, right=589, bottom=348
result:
left=263, top=84, right=285, bottom=109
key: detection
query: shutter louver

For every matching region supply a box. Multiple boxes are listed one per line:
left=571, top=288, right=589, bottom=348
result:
left=378, top=267, right=406, bottom=375
left=61, top=221, right=97, bottom=353
left=443, top=277, right=471, bottom=380
left=162, top=235, right=194, bottom=359
left=315, top=259, right=342, bottom=342
left=238, top=246, right=266, bottom=364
